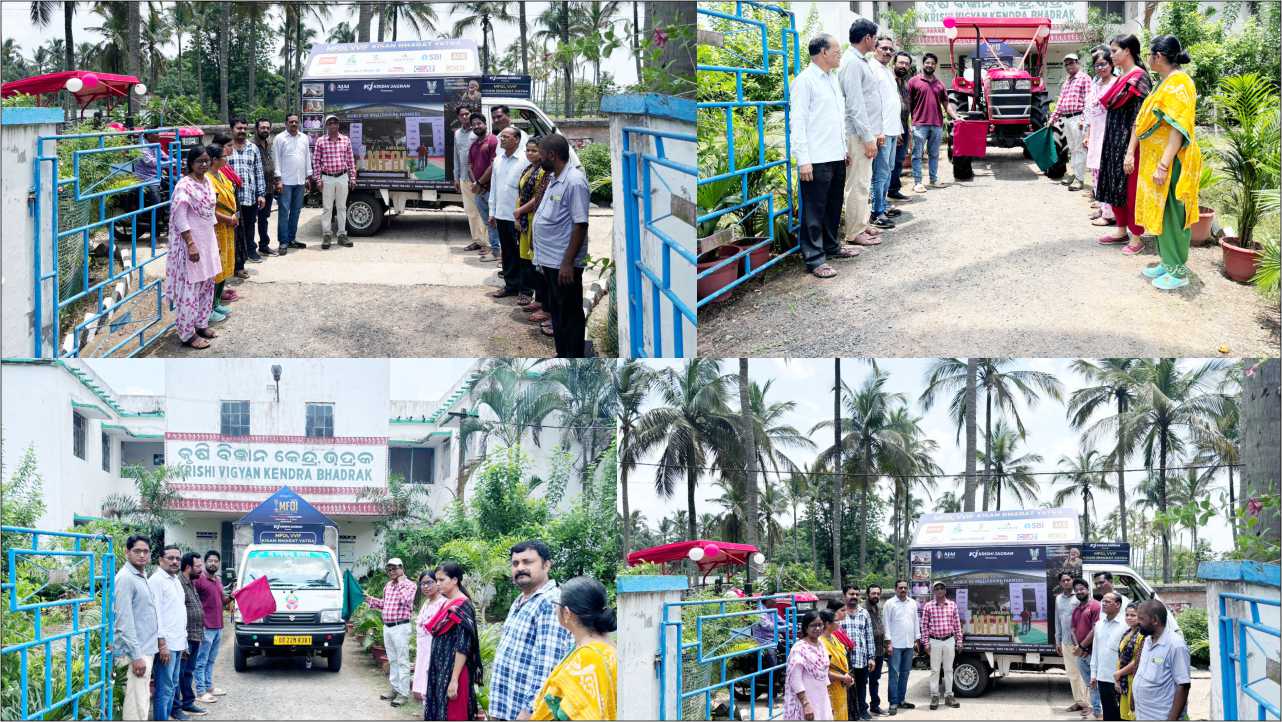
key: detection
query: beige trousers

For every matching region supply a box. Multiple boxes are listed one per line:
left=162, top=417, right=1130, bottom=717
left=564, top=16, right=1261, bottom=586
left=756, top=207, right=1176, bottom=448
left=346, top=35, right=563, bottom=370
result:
left=320, top=174, right=350, bottom=238
left=117, top=655, right=154, bottom=721
left=928, top=637, right=956, bottom=698
left=459, top=181, right=486, bottom=245
left=1062, top=641, right=1091, bottom=707
left=843, top=134, right=874, bottom=239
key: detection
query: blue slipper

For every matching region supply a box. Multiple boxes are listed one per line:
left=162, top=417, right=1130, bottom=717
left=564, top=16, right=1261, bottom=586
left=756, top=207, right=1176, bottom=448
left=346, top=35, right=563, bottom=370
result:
left=1152, top=273, right=1189, bottom=290
left=1141, top=263, right=1166, bottom=279
left=208, top=310, right=228, bottom=324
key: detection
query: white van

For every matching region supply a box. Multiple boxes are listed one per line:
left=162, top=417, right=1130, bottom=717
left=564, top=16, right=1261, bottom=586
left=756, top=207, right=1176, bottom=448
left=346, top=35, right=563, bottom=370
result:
left=233, top=544, right=346, bottom=672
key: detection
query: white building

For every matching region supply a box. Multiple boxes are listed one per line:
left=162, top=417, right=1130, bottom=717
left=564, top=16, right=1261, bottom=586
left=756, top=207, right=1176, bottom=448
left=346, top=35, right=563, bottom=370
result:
left=2, top=358, right=593, bottom=576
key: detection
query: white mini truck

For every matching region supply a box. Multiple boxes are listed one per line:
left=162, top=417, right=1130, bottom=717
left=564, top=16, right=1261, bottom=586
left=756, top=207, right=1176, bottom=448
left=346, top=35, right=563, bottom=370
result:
left=233, top=544, right=346, bottom=672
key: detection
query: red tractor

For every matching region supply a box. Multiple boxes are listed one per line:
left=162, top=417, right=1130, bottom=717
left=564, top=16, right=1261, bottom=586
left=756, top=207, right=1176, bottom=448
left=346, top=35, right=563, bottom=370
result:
left=944, top=16, right=1068, bottom=181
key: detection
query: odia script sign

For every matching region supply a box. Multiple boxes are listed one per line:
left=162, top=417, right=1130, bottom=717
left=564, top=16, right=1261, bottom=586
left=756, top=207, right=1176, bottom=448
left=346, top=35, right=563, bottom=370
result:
left=166, top=434, right=387, bottom=484
left=915, top=1, right=1087, bottom=27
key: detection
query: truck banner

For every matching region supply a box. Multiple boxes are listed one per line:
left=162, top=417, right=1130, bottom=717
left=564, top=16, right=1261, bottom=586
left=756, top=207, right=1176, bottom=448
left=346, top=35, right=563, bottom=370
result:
left=482, top=75, right=533, bottom=98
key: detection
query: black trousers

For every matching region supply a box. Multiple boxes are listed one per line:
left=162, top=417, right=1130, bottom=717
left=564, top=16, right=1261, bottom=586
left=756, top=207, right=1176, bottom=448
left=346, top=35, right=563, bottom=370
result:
left=798, top=159, right=846, bottom=270
left=869, top=653, right=884, bottom=710
left=257, top=190, right=274, bottom=250
left=890, top=134, right=908, bottom=195
left=852, top=666, right=869, bottom=719
left=234, top=204, right=258, bottom=270
left=496, top=219, right=520, bottom=291
left=541, top=265, right=585, bottom=358
left=1098, top=680, right=1121, bottom=721
left=520, top=258, right=542, bottom=300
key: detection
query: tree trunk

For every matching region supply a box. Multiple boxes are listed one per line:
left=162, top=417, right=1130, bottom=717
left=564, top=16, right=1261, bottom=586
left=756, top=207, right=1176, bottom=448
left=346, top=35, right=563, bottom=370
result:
left=519, top=3, right=529, bottom=75
left=126, top=1, right=141, bottom=118
left=648, top=0, right=694, bottom=96
left=64, top=2, right=76, bottom=118
left=791, top=500, right=798, bottom=563
left=859, top=439, right=870, bottom=576
left=561, top=2, right=574, bottom=117
left=832, top=359, right=843, bottom=589
left=195, top=27, right=205, bottom=110
left=248, top=8, right=258, bottom=109
left=902, top=486, right=912, bottom=580
left=1160, top=428, right=1171, bottom=584
left=1117, top=395, right=1129, bottom=544
left=283, top=6, right=293, bottom=113
left=620, top=436, right=632, bottom=561
left=995, top=473, right=1002, bottom=511
left=1241, top=357, right=1280, bottom=546
left=685, top=463, right=698, bottom=541
left=218, top=2, right=230, bottom=122
left=964, top=358, right=978, bottom=511
left=454, top=428, right=467, bottom=502
left=982, top=383, right=993, bottom=511
left=1228, top=465, right=1237, bottom=544
left=358, top=2, right=373, bottom=42
left=1083, top=491, right=1091, bottom=542
left=739, top=359, right=760, bottom=554
left=377, top=2, right=386, bottom=42
left=632, top=0, right=642, bottom=82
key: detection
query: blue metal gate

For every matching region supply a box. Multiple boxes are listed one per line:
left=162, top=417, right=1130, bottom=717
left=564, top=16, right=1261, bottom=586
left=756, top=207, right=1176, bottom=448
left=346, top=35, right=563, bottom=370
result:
left=696, top=1, right=801, bottom=306
left=33, top=127, right=185, bottom=357
left=658, top=593, right=799, bottom=720
left=1217, top=590, right=1281, bottom=720
left=621, top=124, right=699, bottom=357
left=0, top=526, right=117, bottom=719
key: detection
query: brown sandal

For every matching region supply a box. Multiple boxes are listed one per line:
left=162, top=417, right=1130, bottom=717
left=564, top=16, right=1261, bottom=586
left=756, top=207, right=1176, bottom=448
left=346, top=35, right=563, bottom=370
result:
left=540, top=321, right=555, bottom=336
left=182, top=336, right=211, bottom=349
left=812, top=264, right=838, bottom=278
left=833, top=248, right=859, bottom=259
left=195, top=328, right=218, bottom=340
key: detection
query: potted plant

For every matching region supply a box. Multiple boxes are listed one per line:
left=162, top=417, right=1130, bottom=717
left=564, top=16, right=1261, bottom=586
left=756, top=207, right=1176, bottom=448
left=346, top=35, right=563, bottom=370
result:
left=1190, top=165, right=1220, bottom=245
left=1212, top=74, right=1281, bottom=282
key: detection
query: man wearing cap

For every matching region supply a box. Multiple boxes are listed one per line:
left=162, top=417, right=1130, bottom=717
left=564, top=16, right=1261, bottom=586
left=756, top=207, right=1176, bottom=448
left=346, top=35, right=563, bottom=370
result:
left=311, top=115, right=356, bottom=249
left=1049, top=53, right=1091, bottom=191
left=364, top=558, right=417, bottom=707
left=919, top=581, right=963, bottom=711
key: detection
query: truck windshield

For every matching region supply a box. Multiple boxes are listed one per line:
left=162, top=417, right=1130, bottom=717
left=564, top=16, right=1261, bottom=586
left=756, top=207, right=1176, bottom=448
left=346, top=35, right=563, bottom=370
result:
left=245, top=550, right=339, bottom=589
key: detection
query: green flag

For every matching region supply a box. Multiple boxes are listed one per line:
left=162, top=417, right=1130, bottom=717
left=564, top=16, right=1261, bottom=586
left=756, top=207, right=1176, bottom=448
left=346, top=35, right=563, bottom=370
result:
left=342, top=568, right=366, bottom=621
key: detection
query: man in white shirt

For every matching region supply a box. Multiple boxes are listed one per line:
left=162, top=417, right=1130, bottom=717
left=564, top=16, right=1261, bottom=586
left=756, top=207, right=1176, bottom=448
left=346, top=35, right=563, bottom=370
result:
left=149, top=545, right=189, bottom=721
left=454, top=105, right=486, bottom=254
left=488, top=126, right=531, bottom=298
left=790, top=33, right=857, bottom=280
left=869, top=36, right=905, bottom=229
left=272, top=113, right=313, bottom=255
left=883, top=579, right=921, bottom=715
left=838, top=18, right=882, bottom=248
left=1089, top=592, right=1127, bottom=721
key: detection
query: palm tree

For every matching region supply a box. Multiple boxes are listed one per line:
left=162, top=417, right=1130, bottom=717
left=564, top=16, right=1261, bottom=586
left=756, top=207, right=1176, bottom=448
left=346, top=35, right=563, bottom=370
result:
left=1052, top=450, right=1115, bottom=542
left=328, top=21, right=357, bottom=44
left=1068, top=358, right=1143, bottom=544
left=451, top=2, right=516, bottom=75
left=922, top=359, right=1064, bottom=511
left=545, top=359, right=618, bottom=486
left=125, top=0, right=140, bottom=115
left=357, top=2, right=373, bottom=42
left=86, top=2, right=128, bottom=73
left=984, top=420, right=1044, bottom=510
left=934, top=489, right=963, bottom=513
left=758, top=477, right=789, bottom=560
left=218, top=1, right=230, bottom=121
left=1124, top=358, right=1226, bottom=582
left=470, top=358, right=562, bottom=451
left=813, top=366, right=913, bottom=577
left=140, top=2, right=171, bottom=93
left=1169, top=467, right=1216, bottom=564
left=517, top=2, right=529, bottom=75
left=884, top=408, right=941, bottom=578
left=631, top=0, right=642, bottom=81
left=616, top=360, right=656, bottom=559
left=573, top=1, right=623, bottom=88
left=1, top=39, right=26, bottom=83
left=534, top=3, right=575, bottom=116
left=30, top=1, right=76, bottom=114
left=382, top=2, right=438, bottom=41
left=1191, top=370, right=1242, bottom=543
left=785, top=463, right=822, bottom=566
left=631, top=358, right=738, bottom=541
left=964, top=358, right=978, bottom=510
left=738, top=359, right=760, bottom=551
left=101, top=465, right=185, bottom=541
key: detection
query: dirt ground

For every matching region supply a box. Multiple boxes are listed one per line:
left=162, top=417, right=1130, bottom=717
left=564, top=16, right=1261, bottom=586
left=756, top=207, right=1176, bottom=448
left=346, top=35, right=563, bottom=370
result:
left=699, top=148, right=1279, bottom=357
left=129, top=205, right=613, bottom=358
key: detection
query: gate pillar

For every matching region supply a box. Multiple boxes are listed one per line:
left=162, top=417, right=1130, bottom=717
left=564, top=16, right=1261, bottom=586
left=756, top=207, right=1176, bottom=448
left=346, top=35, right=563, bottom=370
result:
left=2, top=108, right=62, bottom=357
left=617, top=575, right=688, bottom=720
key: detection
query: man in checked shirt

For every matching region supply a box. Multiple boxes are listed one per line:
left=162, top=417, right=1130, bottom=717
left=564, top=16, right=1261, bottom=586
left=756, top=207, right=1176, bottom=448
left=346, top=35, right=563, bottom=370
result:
left=489, top=540, right=573, bottom=720
left=1049, top=53, right=1093, bottom=191
left=365, top=557, right=417, bottom=707
left=920, top=581, right=964, bottom=710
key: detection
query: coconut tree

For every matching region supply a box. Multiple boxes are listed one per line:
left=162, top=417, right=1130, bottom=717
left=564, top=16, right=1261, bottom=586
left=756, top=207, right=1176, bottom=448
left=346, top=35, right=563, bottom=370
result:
left=882, top=406, right=941, bottom=579
left=1052, top=449, right=1114, bottom=542
left=573, top=1, right=623, bottom=88
left=631, top=358, right=738, bottom=541
left=1191, top=369, right=1242, bottom=543
left=30, top=0, right=77, bottom=114
left=984, top=420, right=1044, bottom=511
left=785, top=462, right=822, bottom=566
left=1169, top=466, right=1216, bottom=564
left=86, top=2, right=129, bottom=73
left=140, top=2, right=171, bottom=93
left=922, top=358, right=1064, bottom=511
left=616, top=360, right=656, bottom=559
left=381, top=2, right=438, bottom=41
left=451, top=2, right=515, bottom=75
left=101, top=465, right=185, bottom=543
left=1124, top=358, right=1226, bottom=582
left=934, top=489, right=963, bottom=513
left=470, top=358, right=562, bottom=451
left=517, top=2, right=529, bottom=74
left=737, top=359, right=760, bottom=551
left=534, top=3, right=576, bottom=116
left=545, top=358, right=619, bottom=485
left=357, top=2, right=373, bottom=41
left=1068, top=358, right=1143, bottom=544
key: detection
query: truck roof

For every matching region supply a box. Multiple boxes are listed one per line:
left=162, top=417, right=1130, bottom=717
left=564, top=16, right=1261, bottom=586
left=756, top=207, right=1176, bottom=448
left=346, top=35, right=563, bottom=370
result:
left=911, top=508, right=1082, bottom=547
left=303, top=39, right=481, bottom=80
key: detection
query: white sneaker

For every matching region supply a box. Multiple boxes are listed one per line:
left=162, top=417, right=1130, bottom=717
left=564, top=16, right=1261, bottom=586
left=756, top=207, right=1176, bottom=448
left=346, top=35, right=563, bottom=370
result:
left=913, top=183, right=927, bottom=193
left=929, top=180, right=950, bottom=189
left=211, top=688, right=228, bottom=696
left=197, top=693, right=218, bottom=704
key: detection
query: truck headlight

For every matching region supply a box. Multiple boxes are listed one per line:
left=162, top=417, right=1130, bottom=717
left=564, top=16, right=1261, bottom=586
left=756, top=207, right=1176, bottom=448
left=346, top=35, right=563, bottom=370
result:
left=320, top=609, right=342, bottom=623
left=1014, top=79, right=1032, bottom=90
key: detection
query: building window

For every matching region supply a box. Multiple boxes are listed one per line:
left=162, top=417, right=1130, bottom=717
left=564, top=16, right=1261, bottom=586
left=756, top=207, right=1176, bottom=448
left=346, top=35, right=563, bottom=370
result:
left=73, top=412, right=86, bottom=460
left=101, top=432, right=111, bottom=473
left=1089, top=0, right=1127, bottom=22
left=305, top=403, right=334, bottom=438
left=389, top=448, right=434, bottom=485
left=220, top=401, right=250, bottom=436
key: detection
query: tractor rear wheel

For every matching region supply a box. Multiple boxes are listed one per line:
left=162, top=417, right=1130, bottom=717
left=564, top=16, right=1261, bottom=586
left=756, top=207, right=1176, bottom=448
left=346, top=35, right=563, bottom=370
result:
left=1030, top=91, right=1050, bottom=131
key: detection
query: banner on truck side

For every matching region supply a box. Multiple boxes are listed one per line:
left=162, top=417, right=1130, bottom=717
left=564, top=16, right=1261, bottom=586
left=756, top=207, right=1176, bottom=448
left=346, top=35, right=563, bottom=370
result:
left=303, top=40, right=481, bottom=79
left=913, top=507, right=1081, bottom=547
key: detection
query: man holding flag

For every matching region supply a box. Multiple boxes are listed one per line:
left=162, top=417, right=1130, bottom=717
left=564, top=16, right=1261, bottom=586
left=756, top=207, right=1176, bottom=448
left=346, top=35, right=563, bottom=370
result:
left=365, top=558, right=417, bottom=708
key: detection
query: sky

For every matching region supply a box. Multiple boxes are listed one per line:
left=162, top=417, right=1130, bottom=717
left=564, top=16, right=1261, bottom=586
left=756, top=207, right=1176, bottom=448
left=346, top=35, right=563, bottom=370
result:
left=623, top=358, right=1238, bottom=556
left=86, top=358, right=475, bottom=403
left=2, top=1, right=640, bottom=87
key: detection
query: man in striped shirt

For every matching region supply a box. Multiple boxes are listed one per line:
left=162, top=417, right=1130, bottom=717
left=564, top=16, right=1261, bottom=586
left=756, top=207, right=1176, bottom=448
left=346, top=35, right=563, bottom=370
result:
left=1050, top=54, right=1092, bottom=191
left=840, top=585, right=878, bottom=720
left=920, top=581, right=963, bottom=710
left=311, top=115, right=357, bottom=249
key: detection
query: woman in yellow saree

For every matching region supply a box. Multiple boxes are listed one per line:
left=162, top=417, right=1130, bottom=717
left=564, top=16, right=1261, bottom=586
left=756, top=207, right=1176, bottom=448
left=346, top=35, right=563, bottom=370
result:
left=531, top=577, right=617, bottom=720
left=1128, top=35, right=1202, bottom=291
left=206, top=143, right=239, bottom=322
left=822, top=606, right=855, bottom=720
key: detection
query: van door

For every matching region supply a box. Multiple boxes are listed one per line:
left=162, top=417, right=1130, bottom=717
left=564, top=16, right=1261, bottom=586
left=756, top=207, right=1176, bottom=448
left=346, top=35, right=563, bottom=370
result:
left=1112, top=572, right=1153, bottom=603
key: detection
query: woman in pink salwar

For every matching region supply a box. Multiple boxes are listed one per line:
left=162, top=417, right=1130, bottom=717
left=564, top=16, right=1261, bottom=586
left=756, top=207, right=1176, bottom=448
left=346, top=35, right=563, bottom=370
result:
left=165, top=146, right=222, bottom=349
left=784, top=611, right=834, bottom=721
left=411, top=569, right=446, bottom=703
left=1085, top=47, right=1118, bottom=226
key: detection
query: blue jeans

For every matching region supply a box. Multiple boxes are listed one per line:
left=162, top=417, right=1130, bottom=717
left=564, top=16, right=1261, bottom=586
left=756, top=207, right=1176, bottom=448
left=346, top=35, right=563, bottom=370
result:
left=890, top=133, right=909, bottom=195
left=1076, top=654, right=1101, bottom=715
left=152, top=650, right=182, bottom=720
left=276, top=185, right=305, bottom=247
left=888, top=646, right=914, bottom=706
left=872, top=136, right=898, bottom=216
left=911, top=125, right=943, bottom=184
left=194, top=627, right=220, bottom=694
left=473, top=191, right=500, bottom=256
left=173, top=640, right=199, bottom=712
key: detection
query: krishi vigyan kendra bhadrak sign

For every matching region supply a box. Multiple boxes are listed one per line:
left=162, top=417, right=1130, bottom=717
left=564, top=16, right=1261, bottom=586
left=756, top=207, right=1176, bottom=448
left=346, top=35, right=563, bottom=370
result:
left=165, top=434, right=385, bottom=483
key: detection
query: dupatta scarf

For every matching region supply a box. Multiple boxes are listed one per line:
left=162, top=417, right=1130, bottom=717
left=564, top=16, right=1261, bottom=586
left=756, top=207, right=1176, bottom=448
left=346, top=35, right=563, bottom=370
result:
left=1133, top=69, right=1202, bottom=234
left=530, top=641, right=618, bottom=721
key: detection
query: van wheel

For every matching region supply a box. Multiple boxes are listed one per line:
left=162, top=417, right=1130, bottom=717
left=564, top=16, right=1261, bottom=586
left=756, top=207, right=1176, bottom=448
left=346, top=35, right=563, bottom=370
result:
left=345, top=192, right=384, bottom=236
left=327, top=647, right=343, bottom=672
left=233, top=644, right=248, bottom=673
left=952, top=655, right=990, bottom=697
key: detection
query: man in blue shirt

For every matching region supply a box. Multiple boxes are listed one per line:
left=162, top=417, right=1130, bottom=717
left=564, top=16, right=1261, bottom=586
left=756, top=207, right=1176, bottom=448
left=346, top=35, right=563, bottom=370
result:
left=532, top=134, right=590, bottom=358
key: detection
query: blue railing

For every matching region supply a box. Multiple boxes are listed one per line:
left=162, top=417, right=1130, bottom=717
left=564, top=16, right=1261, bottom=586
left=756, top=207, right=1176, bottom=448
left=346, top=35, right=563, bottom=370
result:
left=0, top=526, right=116, bottom=720
left=33, top=127, right=185, bottom=358
left=621, top=125, right=698, bottom=357
left=1218, top=591, right=1281, bottom=720
left=696, top=1, right=800, bottom=307
left=659, top=593, right=799, bottom=720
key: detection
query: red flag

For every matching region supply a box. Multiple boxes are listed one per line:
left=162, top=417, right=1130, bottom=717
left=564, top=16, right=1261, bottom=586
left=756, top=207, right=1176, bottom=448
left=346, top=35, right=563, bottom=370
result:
left=233, top=575, right=277, bottom=624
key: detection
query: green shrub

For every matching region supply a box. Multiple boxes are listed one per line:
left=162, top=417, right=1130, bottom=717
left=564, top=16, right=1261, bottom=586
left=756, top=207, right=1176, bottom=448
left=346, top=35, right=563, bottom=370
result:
left=1177, top=606, right=1210, bottom=667
left=579, top=141, right=612, bottom=204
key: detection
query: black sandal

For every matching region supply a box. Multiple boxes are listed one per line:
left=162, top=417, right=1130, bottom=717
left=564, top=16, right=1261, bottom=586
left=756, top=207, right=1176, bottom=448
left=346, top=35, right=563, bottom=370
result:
left=182, top=336, right=211, bottom=350
left=195, top=328, right=218, bottom=340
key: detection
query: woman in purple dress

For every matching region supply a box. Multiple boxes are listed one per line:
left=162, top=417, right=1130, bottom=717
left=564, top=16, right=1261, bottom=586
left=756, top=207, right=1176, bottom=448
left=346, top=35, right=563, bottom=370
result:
left=164, top=145, right=222, bottom=349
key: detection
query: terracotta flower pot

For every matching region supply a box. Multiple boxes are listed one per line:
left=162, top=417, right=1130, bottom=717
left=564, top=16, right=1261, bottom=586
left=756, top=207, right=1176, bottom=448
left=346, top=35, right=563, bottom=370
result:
left=697, top=246, right=741, bottom=304
left=1190, top=206, right=1215, bottom=246
left=1219, top=236, right=1258, bottom=283
left=731, top=237, right=773, bottom=274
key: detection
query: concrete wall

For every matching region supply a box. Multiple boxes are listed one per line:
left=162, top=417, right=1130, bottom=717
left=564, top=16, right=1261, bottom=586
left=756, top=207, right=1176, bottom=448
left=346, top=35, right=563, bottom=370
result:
left=2, top=109, right=61, bottom=358
left=617, top=575, right=689, bottom=720
left=1151, top=583, right=1205, bottom=615
left=602, top=94, right=697, bottom=358
left=1197, top=561, right=1281, bottom=721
